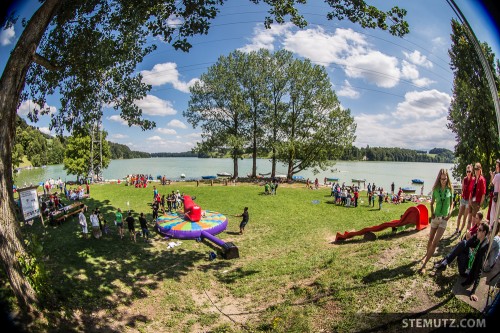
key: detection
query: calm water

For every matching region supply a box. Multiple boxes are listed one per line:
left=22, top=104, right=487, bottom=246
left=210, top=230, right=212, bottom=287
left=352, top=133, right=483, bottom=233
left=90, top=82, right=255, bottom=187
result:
left=13, top=158, right=456, bottom=192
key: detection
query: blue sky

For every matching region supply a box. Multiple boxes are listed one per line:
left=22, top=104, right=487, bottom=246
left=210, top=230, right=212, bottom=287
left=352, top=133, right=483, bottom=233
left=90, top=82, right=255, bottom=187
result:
left=1, top=0, right=499, bottom=153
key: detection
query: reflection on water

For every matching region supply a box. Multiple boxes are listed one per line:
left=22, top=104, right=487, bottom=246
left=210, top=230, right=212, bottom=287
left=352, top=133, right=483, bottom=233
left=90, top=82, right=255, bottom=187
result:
left=13, top=158, right=456, bottom=193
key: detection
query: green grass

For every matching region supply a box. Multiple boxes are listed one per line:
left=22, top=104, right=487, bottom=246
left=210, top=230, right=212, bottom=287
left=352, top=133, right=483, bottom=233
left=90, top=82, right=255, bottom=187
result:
left=6, top=182, right=479, bottom=332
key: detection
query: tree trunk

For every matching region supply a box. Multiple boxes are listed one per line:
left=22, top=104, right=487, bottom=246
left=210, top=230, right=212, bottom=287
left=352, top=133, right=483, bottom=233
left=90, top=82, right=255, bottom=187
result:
left=0, top=0, right=63, bottom=314
left=252, top=116, right=257, bottom=178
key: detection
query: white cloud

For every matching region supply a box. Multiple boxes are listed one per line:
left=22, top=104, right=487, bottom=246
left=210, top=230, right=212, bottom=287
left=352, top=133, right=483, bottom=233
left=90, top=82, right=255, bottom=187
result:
left=110, top=133, right=128, bottom=139
left=38, top=127, right=51, bottom=135
left=403, top=50, right=433, bottom=69
left=284, top=27, right=367, bottom=66
left=134, top=94, right=177, bottom=116
left=167, top=119, right=187, bottom=129
left=107, top=115, right=129, bottom=126
left=157, top=128, right=177, bottom=135
left=17, top=100, right=57, bottom=117
left=0, top=26, right=15, bottom=46
left=344, top=51, right=400, bottom=88
left=401, top=60, right=435, bottom=88
left=147, top=136, right=163, bottom=141
left=392, top=89, right=451, bottom=119
left=337, top=80, right=360, bottom=99
left=239, top=23, right=294, bottom=53
left=354, top=113, right=455, bottom=150
left=141, top=62, right=199, bottom=93
left=185, top=132, right=202, bottom=139
left=167, top=15, right=184, bottom=27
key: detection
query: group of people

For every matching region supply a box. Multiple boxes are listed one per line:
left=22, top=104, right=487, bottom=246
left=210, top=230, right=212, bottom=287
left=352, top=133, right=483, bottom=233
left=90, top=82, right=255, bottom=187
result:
left=79, top=207, right=151, bottom=243
left=263, top=180, right=279, bottom=195
left=126, top=174, right=153, bottom=188
left=331, top=183, right=360, bottom=208
left=419, top=165, right=500, bottom=304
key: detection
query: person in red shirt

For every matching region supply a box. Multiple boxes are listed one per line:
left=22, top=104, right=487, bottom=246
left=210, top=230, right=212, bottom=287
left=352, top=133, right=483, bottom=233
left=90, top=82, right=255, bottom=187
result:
left=468, top=162, right=486, bottom=230
left=455, top=164, right=474, bottom=235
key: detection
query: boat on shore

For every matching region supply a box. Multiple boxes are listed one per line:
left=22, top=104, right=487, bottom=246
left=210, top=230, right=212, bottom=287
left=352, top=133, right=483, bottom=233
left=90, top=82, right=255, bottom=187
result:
left=217, top=172, right=232, bottom=177
left=352, top=178, right=366, bottom=183
left=258, top=172, right=271, bottom=176
left=326, top=177, right=339, bottom=182
left=201, top=175, right=216, bottom=180
left=411, top=179, right=424, bottom=184
left=180, top=174, right=186, bottom=179
left=292, top=175, right=304, bottom=180
left=402, top=187, right=416, bottom=193
left=275, top=174, right=287, bottom=179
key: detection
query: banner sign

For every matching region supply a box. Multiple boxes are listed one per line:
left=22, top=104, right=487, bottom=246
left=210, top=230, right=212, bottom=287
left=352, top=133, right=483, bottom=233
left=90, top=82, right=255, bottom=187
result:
left=19, top=186, right=40, bottom=221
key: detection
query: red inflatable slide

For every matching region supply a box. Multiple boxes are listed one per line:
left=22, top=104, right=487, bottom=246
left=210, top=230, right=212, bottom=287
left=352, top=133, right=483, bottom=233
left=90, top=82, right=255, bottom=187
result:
left=335, top=204, right=429, bottom=242
left=183, top=195, right=202, bottom=222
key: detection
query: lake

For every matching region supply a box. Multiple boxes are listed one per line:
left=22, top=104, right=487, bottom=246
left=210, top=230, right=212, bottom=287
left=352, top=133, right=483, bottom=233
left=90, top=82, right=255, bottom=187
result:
left=13, top=158, right=457, bottom=192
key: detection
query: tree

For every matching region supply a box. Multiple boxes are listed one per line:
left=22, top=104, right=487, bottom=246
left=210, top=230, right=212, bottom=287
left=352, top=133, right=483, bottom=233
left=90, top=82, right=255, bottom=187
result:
left=63, top=131, right=111, bottom=180
left=0, top=0, right=408, bottom=317
left=263, top=49, right=294, bottom=178
left=185, top=51, right=250, bottom=177
left=447, top=19, right=500, bottom=181
left=275, top=58, right=356, bottom=178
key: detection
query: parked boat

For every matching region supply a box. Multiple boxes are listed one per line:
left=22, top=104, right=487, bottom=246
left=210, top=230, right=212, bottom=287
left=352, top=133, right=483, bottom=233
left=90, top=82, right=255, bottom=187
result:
left=275, top=174, right=287, bottom=179
left=201, top=175, right=216, bottom=180
left=411, top=179, right=424, bottom=184
left=258, top=172, right=271, bottom=176
left=402, top=187, right=416, bottom=193
left=352, top=178, right=366, bottom=183
left=180, top=174, right=186, bottom=178
left=326, top=177, right=339, bottom=182
left=217, top=172, right=232, bottom=177
left=292, top=175, right=304, bottom=180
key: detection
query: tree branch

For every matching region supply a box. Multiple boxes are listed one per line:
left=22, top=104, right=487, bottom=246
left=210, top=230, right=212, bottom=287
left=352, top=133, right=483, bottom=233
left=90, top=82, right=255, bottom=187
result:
left=33, top=52, right=62, bottom=71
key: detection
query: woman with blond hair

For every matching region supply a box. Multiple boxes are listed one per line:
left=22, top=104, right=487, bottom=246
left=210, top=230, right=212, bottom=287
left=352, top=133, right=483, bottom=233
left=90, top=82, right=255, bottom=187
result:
left=419, top=169, right=454, bottom=273
left=455, top=164, right=474, bottom=235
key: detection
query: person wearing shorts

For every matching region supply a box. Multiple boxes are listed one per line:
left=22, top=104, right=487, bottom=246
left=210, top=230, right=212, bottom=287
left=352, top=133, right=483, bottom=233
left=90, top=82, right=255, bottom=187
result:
left=469, top=162, right=486, bottom=229
left=455, top=165, right=474, bottom=235
left=139, top=212, right=150, bottom=241
left=235, top=207, right=249, bottom=235
left=126, top=211, right=136, bottom=242
left=115, top=208, right=124, bottom=239
left=419, top=169, right=454, bottom=274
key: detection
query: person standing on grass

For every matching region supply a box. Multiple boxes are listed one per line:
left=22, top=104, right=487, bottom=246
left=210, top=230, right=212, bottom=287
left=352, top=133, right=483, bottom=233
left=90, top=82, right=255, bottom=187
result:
left=235, top=207, right=249, bottom=235
left=378, top=191, right=384, bottom=210
left=126, top=211, right=136, bottom=242
left=115, top=208, right=124, bottom=240
left=78, top=210, right=88, bottom=239
left=419, top=169, right=454, bottom=274
left=90, top=209, right=101, bottom=239
left=456, top=164, right=474, bottom=235
left=139, top=212, right=150, bottom=241
left=468, top=162, right=486, bottom=231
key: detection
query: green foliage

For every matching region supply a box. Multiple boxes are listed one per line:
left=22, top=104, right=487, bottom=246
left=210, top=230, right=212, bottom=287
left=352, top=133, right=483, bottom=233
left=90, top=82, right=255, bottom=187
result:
left=341, top=146, right=455, bottom=162
left=109, top=141, right=150, bottom=159
left=17, top=234, right=48, bottom=296
left=185, top=50, right=355, bottom=178
left=63, top=131, right=111, bottom=178
left=447, top=19, right=500, bottom=180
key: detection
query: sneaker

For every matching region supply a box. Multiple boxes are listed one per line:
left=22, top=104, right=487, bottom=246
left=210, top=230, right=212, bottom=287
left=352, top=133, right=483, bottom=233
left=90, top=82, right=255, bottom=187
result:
left=436, top=262, right=447, bottom=271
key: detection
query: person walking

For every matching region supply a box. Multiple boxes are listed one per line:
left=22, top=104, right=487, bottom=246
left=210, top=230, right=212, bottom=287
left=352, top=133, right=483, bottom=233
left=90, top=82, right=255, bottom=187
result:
left=235, top=207, right=249, bottom=235
left=489, top=159, right=500, bottom=230
left=115, top=208, right=124, bottom=240
left=456, top=165, right=474, bottom=235
left=419, top=169, right=454, bottom=274
left=139, top=212, right=150, bottom=241
left=126, top=211, right=136, bottom=242
left=78, top=210, right=88, bottom=239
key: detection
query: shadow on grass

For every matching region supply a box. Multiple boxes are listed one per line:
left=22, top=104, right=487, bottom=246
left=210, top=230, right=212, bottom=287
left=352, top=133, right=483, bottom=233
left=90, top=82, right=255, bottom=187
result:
left=20, top=196, right=223, bottom=332
left=216, top=267, right=260, bottom=284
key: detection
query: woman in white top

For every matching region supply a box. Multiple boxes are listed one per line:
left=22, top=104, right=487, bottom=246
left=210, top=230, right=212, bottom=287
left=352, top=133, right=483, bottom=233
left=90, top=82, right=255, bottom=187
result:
left=90, top=210, right=101, bottom=239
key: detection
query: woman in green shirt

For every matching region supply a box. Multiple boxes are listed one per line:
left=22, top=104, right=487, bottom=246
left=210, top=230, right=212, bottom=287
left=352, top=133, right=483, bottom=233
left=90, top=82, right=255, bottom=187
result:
left=115, top=208, right=124, bottom=240
left=419, top=169, right=454, bottom=273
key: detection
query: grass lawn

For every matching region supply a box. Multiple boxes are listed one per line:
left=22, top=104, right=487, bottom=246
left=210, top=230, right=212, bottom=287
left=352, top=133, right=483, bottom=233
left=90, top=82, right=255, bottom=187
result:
left=5, top=181, right=478, bottom=332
